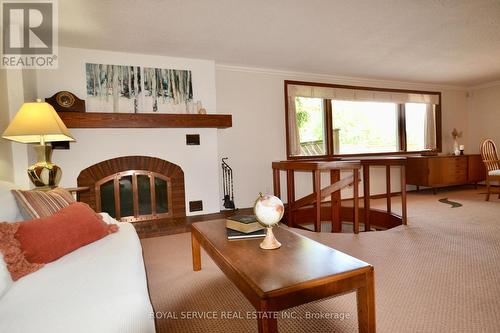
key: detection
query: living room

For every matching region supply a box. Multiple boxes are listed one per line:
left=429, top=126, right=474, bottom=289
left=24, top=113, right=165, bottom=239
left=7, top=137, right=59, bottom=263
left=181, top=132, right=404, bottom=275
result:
left=1, top=1, right=500, bottom=332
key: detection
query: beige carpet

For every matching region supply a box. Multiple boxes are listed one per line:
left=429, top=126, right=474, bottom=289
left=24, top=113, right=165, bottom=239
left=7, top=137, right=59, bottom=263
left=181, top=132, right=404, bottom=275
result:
left=141, top=189, right=500, bottom=332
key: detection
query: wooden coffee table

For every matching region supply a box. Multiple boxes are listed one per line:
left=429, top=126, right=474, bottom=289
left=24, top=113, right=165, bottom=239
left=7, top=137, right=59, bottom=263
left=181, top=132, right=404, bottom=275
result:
left=191, top=220, right=375, bottom=333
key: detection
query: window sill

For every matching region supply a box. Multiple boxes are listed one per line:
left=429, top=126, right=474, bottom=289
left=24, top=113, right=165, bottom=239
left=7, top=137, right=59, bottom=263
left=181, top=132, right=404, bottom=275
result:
left=287, top=150, right=441, bottom=160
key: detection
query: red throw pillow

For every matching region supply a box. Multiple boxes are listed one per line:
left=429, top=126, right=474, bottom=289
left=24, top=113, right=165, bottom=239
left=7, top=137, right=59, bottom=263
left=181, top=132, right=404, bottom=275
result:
left=0, top=202, right=118, bottom=280
left=0, top=223, right=43, bottom=281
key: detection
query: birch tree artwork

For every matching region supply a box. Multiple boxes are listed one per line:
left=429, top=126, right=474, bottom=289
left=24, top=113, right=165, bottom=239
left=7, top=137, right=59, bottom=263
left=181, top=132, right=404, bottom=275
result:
left=142, top=68, right=193, bottom=113
left=86, top=63, right=142, bottom=113
left=85, top=63, right=194, bottom=113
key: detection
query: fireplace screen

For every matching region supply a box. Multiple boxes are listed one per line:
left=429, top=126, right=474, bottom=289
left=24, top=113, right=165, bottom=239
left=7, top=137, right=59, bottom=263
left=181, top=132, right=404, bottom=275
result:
left=96, top=170, right=172, bottom=222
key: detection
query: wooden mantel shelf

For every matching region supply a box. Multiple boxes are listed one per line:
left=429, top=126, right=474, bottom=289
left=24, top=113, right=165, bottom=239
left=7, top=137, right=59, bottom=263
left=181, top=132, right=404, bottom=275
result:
left=57, top=112, right=232, bottom=129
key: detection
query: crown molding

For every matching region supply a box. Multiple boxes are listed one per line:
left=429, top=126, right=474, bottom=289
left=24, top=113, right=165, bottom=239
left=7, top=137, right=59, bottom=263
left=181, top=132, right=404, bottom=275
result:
left=469, top=80, right=500, bottom=90
left=216, top=63, right=468, bottom=92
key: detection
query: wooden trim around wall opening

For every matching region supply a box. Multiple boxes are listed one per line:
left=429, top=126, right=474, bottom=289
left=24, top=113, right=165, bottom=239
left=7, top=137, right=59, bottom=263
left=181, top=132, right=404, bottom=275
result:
left=284, top=80, right=442, bottom=160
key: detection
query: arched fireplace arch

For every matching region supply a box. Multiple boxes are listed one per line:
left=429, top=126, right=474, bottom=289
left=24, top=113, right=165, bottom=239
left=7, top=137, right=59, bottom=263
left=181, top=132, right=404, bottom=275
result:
left=77, top=156, right=186, bottom=223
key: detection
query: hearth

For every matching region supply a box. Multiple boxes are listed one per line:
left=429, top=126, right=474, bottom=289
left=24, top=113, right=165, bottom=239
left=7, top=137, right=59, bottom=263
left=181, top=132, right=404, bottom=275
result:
left=77, top=156, right=186, bottom=223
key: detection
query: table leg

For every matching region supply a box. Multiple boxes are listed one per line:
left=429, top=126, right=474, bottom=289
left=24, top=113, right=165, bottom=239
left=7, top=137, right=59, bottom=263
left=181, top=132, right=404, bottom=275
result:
left=286, top=170, right=295, bottom=228
left=257, top=317, right=278, bottom=333
left=330, top=170, right=341, bottom=233
left=400, top=165, right=407, bottom=225
left=357, top=268, right=376, bottom=333
left=257, top=301, right=278, bottom=333
left=385, top=166, right=391, bottom=213
left=191, top=232, right=201, bottom=271
left=314, top=170, right=321, bottom=232
left=363, top=165, right=370, bottom=232
left=353, top=169, right=360, bottom=234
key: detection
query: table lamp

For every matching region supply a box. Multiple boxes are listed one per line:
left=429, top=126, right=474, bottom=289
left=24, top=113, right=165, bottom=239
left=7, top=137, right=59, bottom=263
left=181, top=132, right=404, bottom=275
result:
left=2, top=99, right=75, bottom=188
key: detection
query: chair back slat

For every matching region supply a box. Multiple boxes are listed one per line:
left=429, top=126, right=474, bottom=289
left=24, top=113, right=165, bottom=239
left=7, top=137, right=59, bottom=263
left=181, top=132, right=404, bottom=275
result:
left=480, top=139, right=500, bottom=172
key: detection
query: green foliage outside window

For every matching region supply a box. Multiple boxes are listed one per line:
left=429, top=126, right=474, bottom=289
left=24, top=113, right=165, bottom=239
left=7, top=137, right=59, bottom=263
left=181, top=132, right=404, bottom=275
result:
left=295, top=97, right=324, bottom=143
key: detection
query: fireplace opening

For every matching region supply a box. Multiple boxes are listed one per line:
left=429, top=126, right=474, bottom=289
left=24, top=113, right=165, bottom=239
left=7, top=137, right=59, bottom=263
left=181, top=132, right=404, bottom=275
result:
left=78, top=156, right=185, bottom=223
left=96, top=170, right=172, bottom=222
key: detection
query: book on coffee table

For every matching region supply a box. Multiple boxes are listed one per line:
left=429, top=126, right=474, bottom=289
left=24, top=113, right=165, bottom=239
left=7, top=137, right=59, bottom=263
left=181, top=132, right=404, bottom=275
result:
left=226, top=228, right=266, bottom=240
left=226, top=215, right=264, bottom=234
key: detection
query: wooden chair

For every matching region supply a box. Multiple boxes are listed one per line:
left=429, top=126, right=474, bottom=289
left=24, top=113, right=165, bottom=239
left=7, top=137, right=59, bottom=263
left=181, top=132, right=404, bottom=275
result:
left=480, top=139, right=500, bottom=201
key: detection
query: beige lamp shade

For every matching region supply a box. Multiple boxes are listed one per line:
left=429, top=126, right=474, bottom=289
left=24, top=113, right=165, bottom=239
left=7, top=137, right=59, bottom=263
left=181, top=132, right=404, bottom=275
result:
left=2, top=100, right=75, bottom=144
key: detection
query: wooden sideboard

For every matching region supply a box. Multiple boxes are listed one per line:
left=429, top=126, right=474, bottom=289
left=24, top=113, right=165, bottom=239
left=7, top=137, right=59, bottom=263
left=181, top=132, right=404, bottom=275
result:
left=406, top=154, right=486, bottom=193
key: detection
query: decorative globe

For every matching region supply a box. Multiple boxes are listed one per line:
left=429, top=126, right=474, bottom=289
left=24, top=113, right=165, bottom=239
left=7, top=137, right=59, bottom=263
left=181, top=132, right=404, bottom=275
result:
left=254, top=193, right=284, bottom=250
left=254, top=193, right=284, bottom=226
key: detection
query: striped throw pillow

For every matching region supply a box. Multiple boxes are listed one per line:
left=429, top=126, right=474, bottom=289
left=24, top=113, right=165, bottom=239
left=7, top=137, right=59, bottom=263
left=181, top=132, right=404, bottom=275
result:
left=11, top=188, right=76, bottom=220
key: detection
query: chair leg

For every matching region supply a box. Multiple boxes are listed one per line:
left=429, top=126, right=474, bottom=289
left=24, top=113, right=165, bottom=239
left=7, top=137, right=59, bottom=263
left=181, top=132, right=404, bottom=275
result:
left=486, top=179, right=491, bottom=201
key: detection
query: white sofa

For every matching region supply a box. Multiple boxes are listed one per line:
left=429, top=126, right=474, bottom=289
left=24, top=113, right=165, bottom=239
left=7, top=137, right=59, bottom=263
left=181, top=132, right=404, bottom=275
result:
left=0, top=181, right=155, bottom=333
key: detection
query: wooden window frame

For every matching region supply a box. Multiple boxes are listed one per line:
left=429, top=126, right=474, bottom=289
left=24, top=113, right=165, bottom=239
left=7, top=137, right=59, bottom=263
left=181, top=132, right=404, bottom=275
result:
left=284, top=80, right=442, bottom=159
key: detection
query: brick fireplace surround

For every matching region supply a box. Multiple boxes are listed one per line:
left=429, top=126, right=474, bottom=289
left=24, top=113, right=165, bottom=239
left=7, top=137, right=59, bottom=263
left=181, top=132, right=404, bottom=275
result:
left=77, top=156, right=187, bottom=237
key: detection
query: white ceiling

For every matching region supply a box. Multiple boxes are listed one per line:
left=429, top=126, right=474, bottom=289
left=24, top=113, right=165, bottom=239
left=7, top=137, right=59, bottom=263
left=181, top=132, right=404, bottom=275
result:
left=59, top=0, right=500, bottom=87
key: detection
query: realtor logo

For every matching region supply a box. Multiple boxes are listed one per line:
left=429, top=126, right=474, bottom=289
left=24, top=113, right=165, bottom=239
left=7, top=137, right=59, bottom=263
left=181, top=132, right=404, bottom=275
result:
left=1, top=0, right=58, bottom=68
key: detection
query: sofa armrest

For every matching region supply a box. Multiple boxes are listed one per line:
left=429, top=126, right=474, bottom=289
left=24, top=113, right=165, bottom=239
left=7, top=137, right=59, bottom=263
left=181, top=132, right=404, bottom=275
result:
left=98, top=212, right=119, bottom=225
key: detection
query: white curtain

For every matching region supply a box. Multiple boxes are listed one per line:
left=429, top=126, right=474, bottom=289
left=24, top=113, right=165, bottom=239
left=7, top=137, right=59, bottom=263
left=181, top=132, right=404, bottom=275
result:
left=288, top=96, right=302, bottom=156
left=288, top=84, right=440, bottom=105
left=424, top=104, right=437, bottom=150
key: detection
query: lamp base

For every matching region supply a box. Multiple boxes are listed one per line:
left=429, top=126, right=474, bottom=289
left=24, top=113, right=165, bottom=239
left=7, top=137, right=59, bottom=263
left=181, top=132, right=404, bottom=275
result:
left=27, top=145, right=62, bottom=188
left=260, top=226, right=281, bottom=250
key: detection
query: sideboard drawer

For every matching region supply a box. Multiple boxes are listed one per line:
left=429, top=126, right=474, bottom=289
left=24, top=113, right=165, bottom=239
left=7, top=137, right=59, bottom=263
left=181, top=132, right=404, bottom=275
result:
left=443, top=157, right=467, bottom=169
left=442, top=171, right=467, bottom=184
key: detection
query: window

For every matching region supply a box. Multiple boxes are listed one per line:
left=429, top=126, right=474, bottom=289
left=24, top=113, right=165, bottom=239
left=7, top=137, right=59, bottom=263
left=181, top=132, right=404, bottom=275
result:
left=295, top=97, right=326, bottom=156
left=332, top=100, right=398, bottom=154
left=286, top=81, right=441, bottom=158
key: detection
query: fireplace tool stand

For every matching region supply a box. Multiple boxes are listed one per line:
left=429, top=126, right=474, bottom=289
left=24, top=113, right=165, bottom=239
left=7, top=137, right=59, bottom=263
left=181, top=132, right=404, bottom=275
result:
left=221, top=157, right=235, bottom=210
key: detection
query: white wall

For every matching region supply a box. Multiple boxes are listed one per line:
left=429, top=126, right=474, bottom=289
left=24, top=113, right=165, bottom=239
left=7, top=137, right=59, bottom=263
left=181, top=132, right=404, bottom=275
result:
left=4, top=70, right=33, bottom=188
left=216, top=66, right=468, bottom=208
left=0, top=69, right=14, bottom=182
left=0, top=68, right=41, bottom=186
left=467, top=83, right=500, bottom=153
left=5, top=46, right=477, bottom=213
left=441, top=90, right=469, bottom=155
left=34, top=47, right=220, bottom=215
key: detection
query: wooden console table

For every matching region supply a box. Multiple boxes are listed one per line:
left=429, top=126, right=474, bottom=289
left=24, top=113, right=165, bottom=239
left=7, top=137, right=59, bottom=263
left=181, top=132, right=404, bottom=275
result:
left=406, top=154, right=486, bottom=193
left=272, top=160, right=362, bottom=233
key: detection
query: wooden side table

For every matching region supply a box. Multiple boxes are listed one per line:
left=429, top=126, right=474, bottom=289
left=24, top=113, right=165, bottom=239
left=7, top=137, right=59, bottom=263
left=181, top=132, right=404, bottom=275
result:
left=63, top=187, right=89, bottom=201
